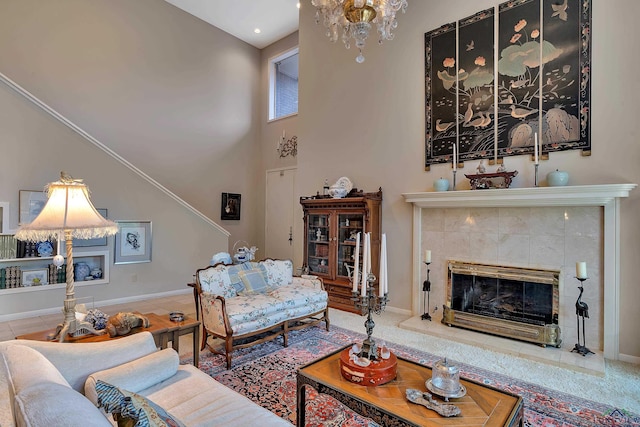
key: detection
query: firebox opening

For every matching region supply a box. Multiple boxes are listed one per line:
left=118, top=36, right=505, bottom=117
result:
left=451, top=274, right=555, bottom=326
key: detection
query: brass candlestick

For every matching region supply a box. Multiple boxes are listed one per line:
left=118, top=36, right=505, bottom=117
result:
left=351, top=272, right=389, bottom=360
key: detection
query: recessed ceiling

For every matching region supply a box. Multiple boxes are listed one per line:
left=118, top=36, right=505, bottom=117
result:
left=164, top=0, right=300, bottom=49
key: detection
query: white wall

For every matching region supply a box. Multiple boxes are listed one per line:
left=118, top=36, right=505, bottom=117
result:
left=0, top=0, right=262, bottom=254
left=0, top=79, right=228, bottom=317
left=298, top=0, right=640, bottom=358
left=260, top=32, right=303, bottom=268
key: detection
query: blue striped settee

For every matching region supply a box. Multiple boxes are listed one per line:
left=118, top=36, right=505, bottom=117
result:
left=195, top=259, right=329, bottom=369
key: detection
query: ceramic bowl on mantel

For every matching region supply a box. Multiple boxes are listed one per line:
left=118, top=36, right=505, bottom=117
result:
left=433, top=178, right=450, bottom=192
left=547, top=169, right=569, bottom=186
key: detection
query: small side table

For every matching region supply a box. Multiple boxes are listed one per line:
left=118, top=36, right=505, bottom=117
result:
left=143, top=313, right=201, bottom=367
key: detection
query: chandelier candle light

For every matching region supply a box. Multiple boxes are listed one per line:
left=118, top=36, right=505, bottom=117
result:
left=311, top=0, right=408, bottom=63
left=15, top=172, right=118, bottom=342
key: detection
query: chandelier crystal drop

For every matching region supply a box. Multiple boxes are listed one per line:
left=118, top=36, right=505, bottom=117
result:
left=312, top=0, right=408, bottom=63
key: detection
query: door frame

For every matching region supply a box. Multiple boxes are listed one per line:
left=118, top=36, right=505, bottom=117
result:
left=265, top=166, right=298, bottom=264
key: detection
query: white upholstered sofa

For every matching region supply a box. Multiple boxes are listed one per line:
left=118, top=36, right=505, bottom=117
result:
left=195, top=259, right=329, bottom=369
left=0, top=331, right=290, bottom=427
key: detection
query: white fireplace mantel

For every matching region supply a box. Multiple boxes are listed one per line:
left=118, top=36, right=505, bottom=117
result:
left=403, top=184, right=637, bottom=208
left=402, top=183, right=637, bottom=360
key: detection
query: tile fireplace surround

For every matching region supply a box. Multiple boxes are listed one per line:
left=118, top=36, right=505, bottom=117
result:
left=402, top=184, right=636, bottom=372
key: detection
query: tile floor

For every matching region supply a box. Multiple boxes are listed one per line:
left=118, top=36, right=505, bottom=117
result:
left=0, top=293, right=605, bottom=375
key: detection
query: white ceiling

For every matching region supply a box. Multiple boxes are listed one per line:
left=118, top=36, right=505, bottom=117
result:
left=164, top=0, right=300, bottom=49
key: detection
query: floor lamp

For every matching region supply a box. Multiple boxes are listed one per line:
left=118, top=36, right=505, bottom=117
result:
left=15, top=172, right=118, bottom=342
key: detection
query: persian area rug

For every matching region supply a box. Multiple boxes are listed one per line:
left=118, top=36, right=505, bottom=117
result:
left=181, top=326, right=639, bottom=427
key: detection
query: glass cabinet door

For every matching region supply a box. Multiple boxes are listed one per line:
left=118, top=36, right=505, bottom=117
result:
left=336, top=213, right=364, bottom=280
left=306, top=213, right=330, bottom=276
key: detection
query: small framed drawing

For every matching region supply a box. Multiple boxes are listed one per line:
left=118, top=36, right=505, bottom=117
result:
left=19, top=190, right=48, bottom=225
left=74, top=209, right=109, bottom=247
left=221, top=193, right=241, bottom=220
left=22, top=268, right=48, bottom=287
left=114, top=221, right=152, bottom=264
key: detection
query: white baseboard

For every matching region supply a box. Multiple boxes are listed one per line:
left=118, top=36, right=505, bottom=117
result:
left=0, top=289, right=192, bottom=323
left=384, top=305, right=412, bottom=316
left=618, top=353, right=640, bottom=365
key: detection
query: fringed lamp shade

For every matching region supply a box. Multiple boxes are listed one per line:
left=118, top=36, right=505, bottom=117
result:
left=15, top=180, right=117, bottom=242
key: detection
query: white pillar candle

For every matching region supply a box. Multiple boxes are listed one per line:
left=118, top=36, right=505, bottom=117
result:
left=424, top=250, right=431, bottom=263
left=352, top=232, right=360, bottom=293
left=361, top=233, right=368, bottom=296
left=576, top=261, right=587, bottom=279
left=534, top=132, right=539, bottom=165
left=452, top=144, right=457, bottom=171
left=379, top=234, right=387, bottom=297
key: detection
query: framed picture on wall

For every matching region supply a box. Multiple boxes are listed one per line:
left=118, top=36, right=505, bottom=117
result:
left=114, top=221, right=152, bottom=264
left=0, top=201, right=10, bottom=233
left=19, top=190, right=47, bottom=225
left=221, top=193, right=241, bottom=220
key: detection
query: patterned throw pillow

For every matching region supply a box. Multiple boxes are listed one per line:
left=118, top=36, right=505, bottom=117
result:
left=197, top=266, right=236, bottom=299
left=261, top=259, right=294, bottom=287
left=95, top=380, right=185, bottom=427
left=237, top=269, right=271, bottom=294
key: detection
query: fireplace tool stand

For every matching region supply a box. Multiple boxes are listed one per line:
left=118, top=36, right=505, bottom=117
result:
left=421, top=261, right=432, bottom=321
left=571, top=277, right=594, bottom=356
left=351, top=272, right=389, bottom=360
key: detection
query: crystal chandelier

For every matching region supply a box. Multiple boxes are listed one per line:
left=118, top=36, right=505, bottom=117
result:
left=311, top=0, right=408, bottom=63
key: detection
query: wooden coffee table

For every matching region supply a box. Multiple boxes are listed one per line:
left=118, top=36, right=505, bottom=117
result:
left=297, top=345, right=523, bottom=427
left=15, top=312, right=200, bottom=367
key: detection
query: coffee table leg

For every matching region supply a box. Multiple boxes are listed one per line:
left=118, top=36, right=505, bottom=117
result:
left=296, top=383, right=306, bottom=427
left=172, top=331, right=179, bottom=352
left=193, top=324, right=200, bottom=367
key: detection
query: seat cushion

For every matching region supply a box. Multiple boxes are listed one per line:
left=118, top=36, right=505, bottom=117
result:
left=269, top=283, right=328, bottom=310
left=138, top=365, right=290, bottom=426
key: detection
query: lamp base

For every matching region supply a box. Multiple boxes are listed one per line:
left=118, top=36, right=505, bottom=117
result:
left=49, top=318, right=106, bottom=342
left=48, top=298, right=106, bottom=342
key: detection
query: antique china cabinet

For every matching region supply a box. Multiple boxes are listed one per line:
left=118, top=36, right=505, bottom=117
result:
left=300, top=189, right=382, bottom=313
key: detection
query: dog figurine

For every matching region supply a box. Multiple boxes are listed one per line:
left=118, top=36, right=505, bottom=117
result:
left=105, top=312, right=150, bottom=337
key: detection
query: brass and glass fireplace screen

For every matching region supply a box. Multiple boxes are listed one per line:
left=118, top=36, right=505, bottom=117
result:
left=443, top=260, right=561, bottom=347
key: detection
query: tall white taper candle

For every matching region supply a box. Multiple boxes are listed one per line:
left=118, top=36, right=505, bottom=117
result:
left=361, top=233, right=368, bottom=296
left=352, top=232, right=360, bottom=293
left=452, top=144, right=457, bottom=171
left=379, top=234, right=387, bottom=297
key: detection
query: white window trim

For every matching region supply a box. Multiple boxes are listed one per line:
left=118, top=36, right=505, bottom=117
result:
left=268, top=46, right=299, bottom=121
